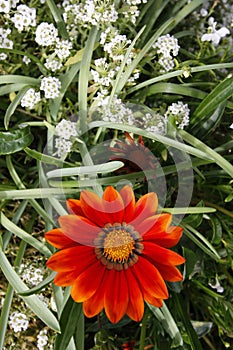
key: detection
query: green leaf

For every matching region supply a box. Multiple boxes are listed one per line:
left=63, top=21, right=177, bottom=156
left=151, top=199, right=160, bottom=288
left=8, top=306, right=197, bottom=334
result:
left=19, top=272, right=56, bottom=296
left=4, top=88, right=30, bottom=129
left=0, top=75, right=39, bottom=85
left=210, top=216, right=222, bottom=245
left=0, top=126, right=33, bottom=155
left=173, top=293, right=203, bottom=350
left=183, top=247, right=197, bottom=278
left=0, top=211, right=52, bottom=257
left=55, top=296, right=83, bottom=350
left=0, top=249, right=60, bottom=332
left=191, top=75, right=233, bottom=124
left=24, top=147, right=74, bottom=166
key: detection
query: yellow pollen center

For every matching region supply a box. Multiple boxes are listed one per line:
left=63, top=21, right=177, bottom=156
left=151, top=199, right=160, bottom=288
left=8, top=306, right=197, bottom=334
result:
left=103, top=229, right=135, bottom=263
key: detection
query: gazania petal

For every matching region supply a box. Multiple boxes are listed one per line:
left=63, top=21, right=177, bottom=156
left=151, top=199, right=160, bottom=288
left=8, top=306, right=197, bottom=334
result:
left=143, top=242, right=186, bottom=266
left=136, top=213, right=172, bottom=236
left=132, top=192, right=158, bottom=224
left=145, top=294, right=163, bottom=308
left=120, top=185, right=135, bottom=223
left=125, top=268, right=144, bottom=322
left=83, top=271, right=105, bottom=317
left=71, top=261, right=105, bottom=303
left=58, top=215, right=100, bottom=245
left=144, top=226, right=183, bottom=248
left=54, top=270, right=80, bottom=286
left=67, top=199, right=85, bottom=216
left=132, top=256, right=168, bottom=299
left=102, top=186, right=125, bottom=224
left=45, top=228, right=75, bottom=249
left=104, top=269, right=129, bottom=323
left=46, top=246, right=95, bottom=272
left=81, top=190, right=108, bottom=226
left=154, top=263, right=184, bottom=282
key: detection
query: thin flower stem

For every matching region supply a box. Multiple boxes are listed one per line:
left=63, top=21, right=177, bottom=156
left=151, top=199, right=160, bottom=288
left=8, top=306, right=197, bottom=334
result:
left=78, top=26, right=98, bottom=134
left=139, top=309, right=149, bottom=350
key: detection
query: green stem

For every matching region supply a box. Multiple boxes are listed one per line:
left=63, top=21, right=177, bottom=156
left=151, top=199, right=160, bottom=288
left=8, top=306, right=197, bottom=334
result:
left=78, top=26, right=98, bottom=134
left=139, top=308, right=148, bottom=350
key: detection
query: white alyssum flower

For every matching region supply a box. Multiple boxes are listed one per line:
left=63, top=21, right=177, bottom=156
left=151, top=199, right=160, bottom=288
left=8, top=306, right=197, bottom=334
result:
left=0, top=0, right=10, bottom=13
left=20, top=263, right=44, bottom=286
left=9, top=312, right=29, bottom=333
left=201, top=17, right=230, bottom=45
left=40, top=76, right=61, bottom=99
left=55, top=138, right=73, bottom=157
left=21, top=88, right=41, bottom=109
left=11, top=4, right=36, bottom=32
left=103, top=33, right=132, bottom=62
left=37, top=329, right=49, bottom=350
left=55, top=119, right=78, bottom=140
left=164, top=101, right=190, bottom=129
left=230, top=123, right=233, bottom=129
left=35, top=22, right=58, bottom=46
left=54, top=39, right=72, bottom=60
left=142, top=112, right=166, bottom=135
left=0, top=27, right=13, bottom=60
left=22, top=55, right=31, bottom=65
left=153, top=34, right=180, bottom=72
left=44, top=57, right=63, bottom=72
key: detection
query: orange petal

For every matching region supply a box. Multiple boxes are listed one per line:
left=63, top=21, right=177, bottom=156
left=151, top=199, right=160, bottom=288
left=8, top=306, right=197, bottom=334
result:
left=67, top=199, right=85, bottom=216
left=83, top=271, right=106, bottom=318
left=125, top=268, right=144, bottom=322
left=54, top=270, right=80, bottom=286
left=58, top=215, right=100, bottom=245
left=131, top=192, right=158, bottom=225
left=144, top=294, right=163, bottom=308
left=104, top=269, right=129, bottom=323
left=81, top=190, right=108, bottom=226
left=102, top=186, right=125, bottom=224
left=71, top=261, right=105, bottom=303
left=153, top=263, right=184, bottom=282
left=144, top=226, right=183, bottom=248
left=136, top=213, right=172, bottom=236
left=120, top=185, right=135, bottom=223
left=45, top=228, right=76, bottom=249
left=143, top=242, right=185, bottom=266
left=46, top=246, right=95, bottom=272
left=132, top=256, right=168, bottom=300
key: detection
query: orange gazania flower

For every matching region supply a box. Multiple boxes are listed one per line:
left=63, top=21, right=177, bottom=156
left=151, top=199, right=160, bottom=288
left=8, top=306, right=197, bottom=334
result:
left=45, top=186, right=185, bottom=324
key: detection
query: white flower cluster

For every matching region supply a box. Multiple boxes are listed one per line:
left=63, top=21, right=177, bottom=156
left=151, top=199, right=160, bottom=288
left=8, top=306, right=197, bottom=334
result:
left=164, top=101, right=190, bottom=129
left=20, top=88, right=41, bottom=109
left=0, top=0, right=10, bottom=13
left=0, top=28, right=13, bottom=60
left=55, top=119, right=78, bottom=157
left=11, top=4, right=36, bottom=32
left=35, top=22, right=58, bottom=47
left=121, top=0, right=148, bottom=24
left=201, top=17, right=230, bottom=46
left=19, top=263, right=44, bottom=286
left=63, top=0, right=118, bottom=30
left=153, top=34, right=180, bottom=72
left=9, top=311, right=29, bottom=333
left=35, top=23, right=72, bottom=72
left=142, top=112, right=166, bottom=135
left=40, top=76, right=61, bottom=99
left=91, top=57, right=116, bottom=87
left=37, top=329, right=49, bottom=350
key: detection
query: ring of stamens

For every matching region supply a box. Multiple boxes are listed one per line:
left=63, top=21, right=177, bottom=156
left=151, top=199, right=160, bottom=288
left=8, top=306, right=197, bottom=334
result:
left=94, top=222, right=144, bottom=271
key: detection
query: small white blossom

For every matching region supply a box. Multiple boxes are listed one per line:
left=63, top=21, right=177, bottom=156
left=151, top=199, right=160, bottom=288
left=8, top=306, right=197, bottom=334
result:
left=209, top=277, right=224, bottom=293
left=21, top=88, right=41, bottom=109
left=55, top=138, right=72, bottom=157
left=201, top=17, right=230, bottom=45
left=230, top=123, right=233, bottom=129
left=165, top=101, right=190, bottom=129
left=20, top=263, right=44, bottom=286
left=45, top=57, right=63, bottom=72
left=40, top=76, right=61, bottom=99
left=22, top=55, right=31, bottom=65
left=0, top=27, right=13, bottom=60
left=11, top=4, right=36, bottom=32
left=37, top=329, right=49, bottom=350
left=0, top=0, right=10, bottom=14
left=55, top=119, right=77, bottom=140
left=9, top=312, right=29, bottom=333
left=35, top=22, right=58, bottom=46
left=55, top=39, right=72, bottom=60
left=153, top=34, right=180, bottom=72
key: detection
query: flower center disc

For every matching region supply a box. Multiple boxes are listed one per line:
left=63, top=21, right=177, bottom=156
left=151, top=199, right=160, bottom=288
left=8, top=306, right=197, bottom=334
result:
left=94, top=222, right=144, bottom=271
left=103, top=230, right=134, bottom=263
